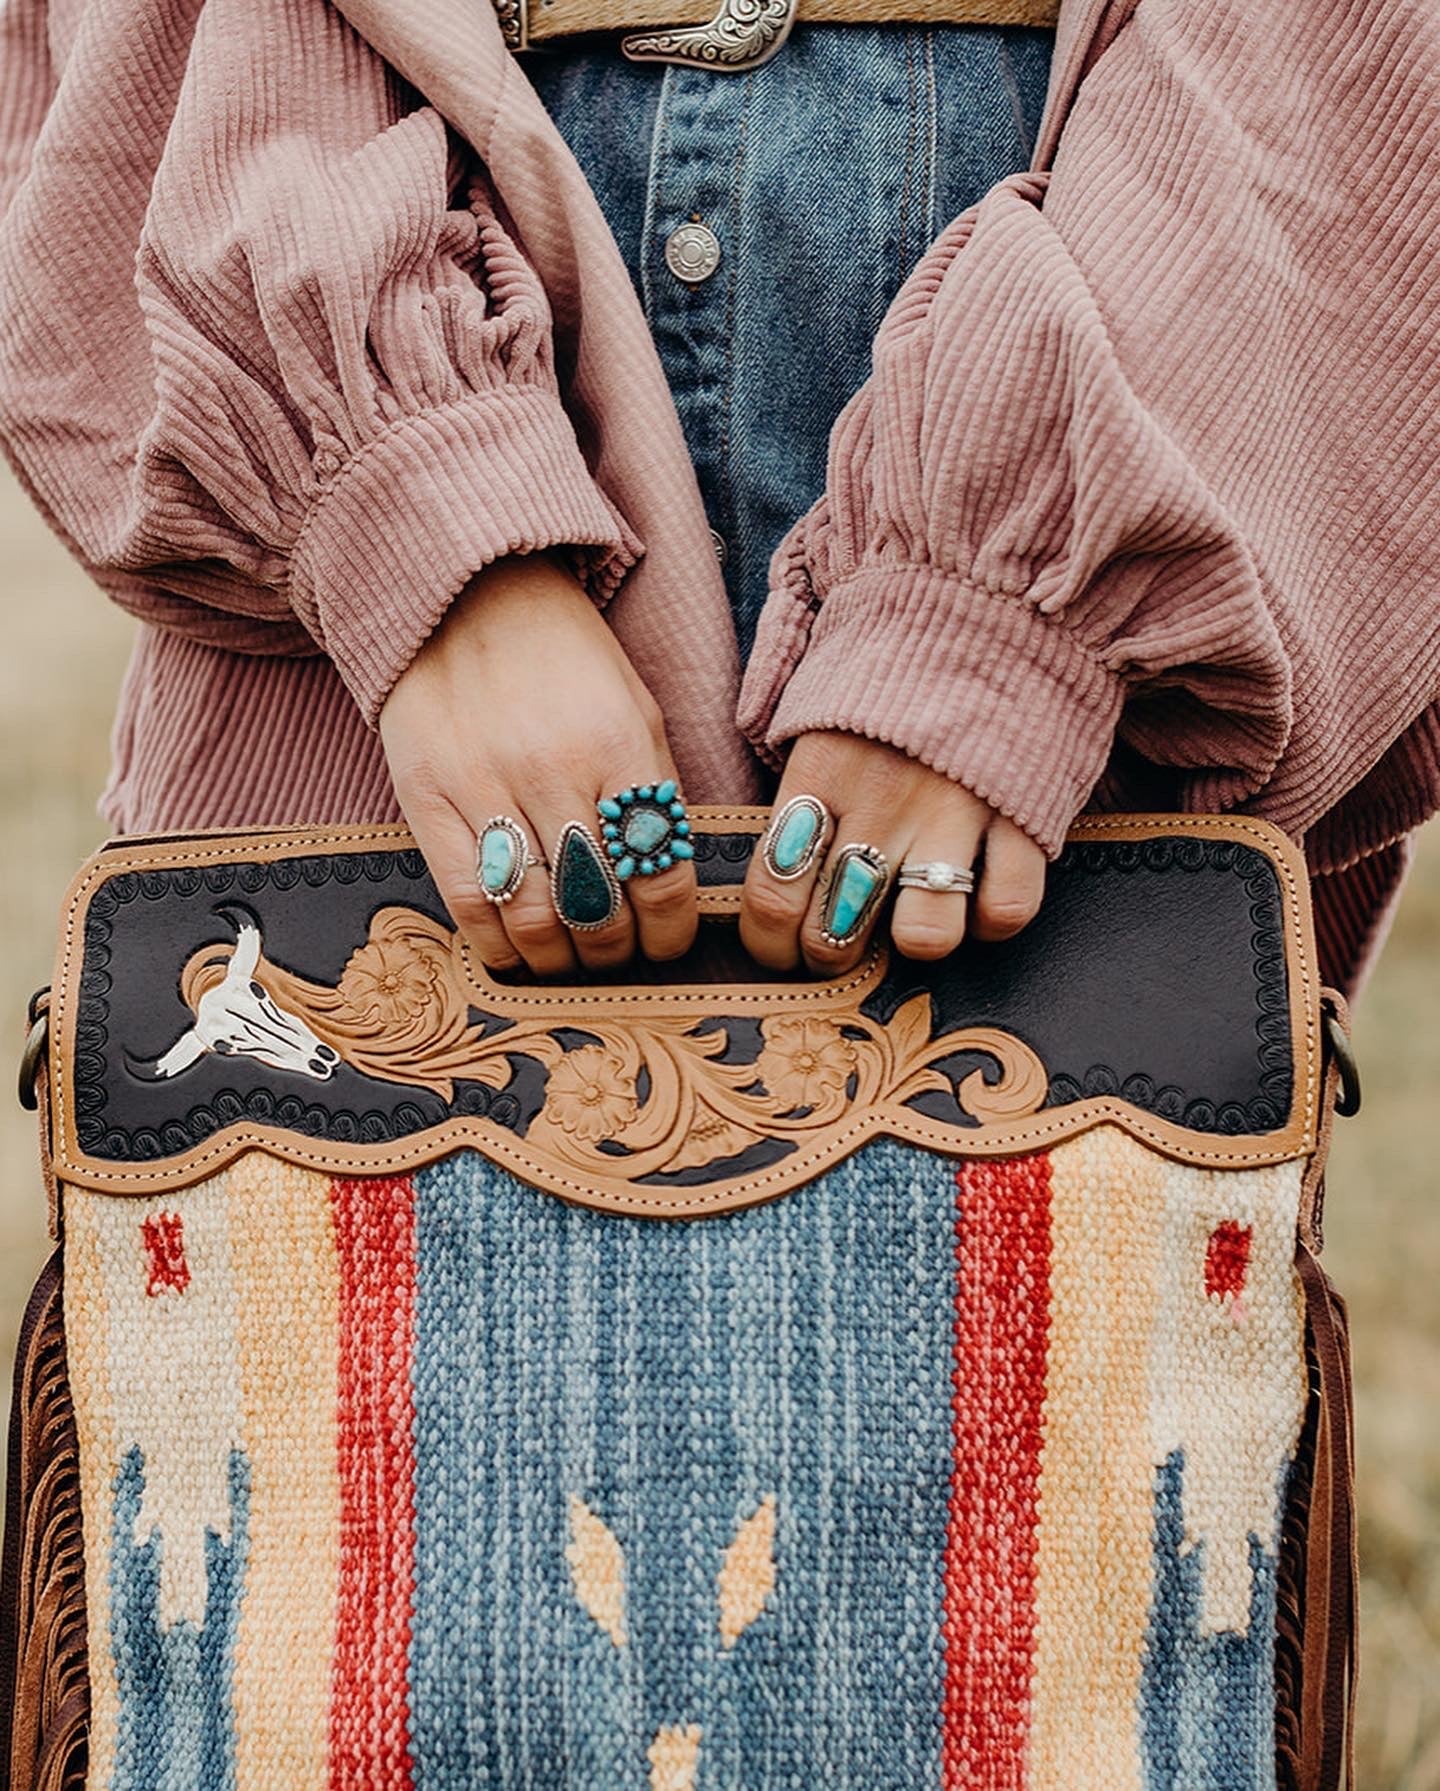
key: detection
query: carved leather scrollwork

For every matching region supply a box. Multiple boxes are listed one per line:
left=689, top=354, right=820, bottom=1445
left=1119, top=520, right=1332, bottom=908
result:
left=174, top=912, right=1047, bottom=1194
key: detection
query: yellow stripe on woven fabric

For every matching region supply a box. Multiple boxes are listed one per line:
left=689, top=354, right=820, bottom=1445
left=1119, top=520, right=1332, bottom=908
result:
left=1025, top=1127, right=1166, bottom=1791
left=1147, top=1154, right=1307, bottom=1636
left=225, top=1155, right=342, bottom=1791
left=61, top=1188, right=124, bottom=1791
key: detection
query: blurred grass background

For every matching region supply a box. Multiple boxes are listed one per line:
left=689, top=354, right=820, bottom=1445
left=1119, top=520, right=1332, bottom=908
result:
left=1, top=463, right=1436, bottom=1781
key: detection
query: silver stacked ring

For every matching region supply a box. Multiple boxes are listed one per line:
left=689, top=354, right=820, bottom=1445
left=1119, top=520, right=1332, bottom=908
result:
left=897, top=861, right=976, bottom=895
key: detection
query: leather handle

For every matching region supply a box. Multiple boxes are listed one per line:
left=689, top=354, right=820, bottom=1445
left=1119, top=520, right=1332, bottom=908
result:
left=684, top=810, right=767, bottom=913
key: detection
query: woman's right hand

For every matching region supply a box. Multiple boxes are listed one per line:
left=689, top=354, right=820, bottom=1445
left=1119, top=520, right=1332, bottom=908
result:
left=379, top=554, right=699, bottom=976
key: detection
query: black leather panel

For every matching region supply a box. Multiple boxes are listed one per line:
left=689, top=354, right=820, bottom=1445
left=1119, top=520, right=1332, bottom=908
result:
left=65, top=826, right=1298, bottom=1167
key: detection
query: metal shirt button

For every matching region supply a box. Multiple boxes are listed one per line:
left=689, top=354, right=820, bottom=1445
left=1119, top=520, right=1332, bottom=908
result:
left=665, top=222, right=722, bottom=285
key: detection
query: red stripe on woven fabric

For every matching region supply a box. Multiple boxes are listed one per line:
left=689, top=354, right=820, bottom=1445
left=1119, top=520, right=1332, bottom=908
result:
left=328, top=1175, right=418, bottom=1789
left=942, top=1154, right=1053, bottom=1789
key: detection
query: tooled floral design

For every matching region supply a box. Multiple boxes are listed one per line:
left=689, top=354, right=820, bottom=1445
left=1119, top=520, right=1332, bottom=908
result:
left=337, top=940, right=438, bottom=1028
left=753, top=1018, right=856, bottom=1112
left=158, top=904, right=1048, bottom=1182
left=545, top=1047, right=640, bottom=1143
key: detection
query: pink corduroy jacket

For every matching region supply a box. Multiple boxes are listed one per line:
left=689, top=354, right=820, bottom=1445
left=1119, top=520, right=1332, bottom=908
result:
left=1, top=0, right=1437, bottom=978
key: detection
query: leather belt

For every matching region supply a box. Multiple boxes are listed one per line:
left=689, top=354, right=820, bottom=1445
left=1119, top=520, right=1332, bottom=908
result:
left=498, top=0, right=1059, bottom=68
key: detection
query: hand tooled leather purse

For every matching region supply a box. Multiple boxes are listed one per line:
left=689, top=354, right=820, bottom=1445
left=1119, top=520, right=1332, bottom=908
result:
left=3, top=811, right=1357, bottom=1791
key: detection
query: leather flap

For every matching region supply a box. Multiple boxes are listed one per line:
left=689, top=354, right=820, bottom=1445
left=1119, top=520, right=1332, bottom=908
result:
left=44, top=812, right=1322, bottom=1217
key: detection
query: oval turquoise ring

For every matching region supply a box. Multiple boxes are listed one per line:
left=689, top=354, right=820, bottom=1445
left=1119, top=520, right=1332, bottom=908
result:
left=760, top=793, right=831, bottom=881
left=476, top=816, right=541, bottom=906
left=596, top=779, right=694, bottom=882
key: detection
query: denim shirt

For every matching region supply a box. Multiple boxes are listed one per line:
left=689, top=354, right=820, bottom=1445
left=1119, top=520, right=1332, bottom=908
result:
left=528, top=26, right=1055, bottom=659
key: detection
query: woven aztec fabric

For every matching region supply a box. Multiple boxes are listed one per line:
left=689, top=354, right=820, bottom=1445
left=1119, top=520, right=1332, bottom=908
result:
left=61, top=1125, right=1306, bottom=1791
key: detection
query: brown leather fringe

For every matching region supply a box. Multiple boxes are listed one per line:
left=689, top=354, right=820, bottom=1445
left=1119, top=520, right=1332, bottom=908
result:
left=1275, top=1239, right=1358, bottom=1791
left=1, top=1250, right=90, bottom=1791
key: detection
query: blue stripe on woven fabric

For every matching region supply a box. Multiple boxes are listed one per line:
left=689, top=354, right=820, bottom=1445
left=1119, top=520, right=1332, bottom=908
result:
left=108, top=1445, right=249, bottom=1791
left=407, top=1140, right=956, bottom=1790
left=1139, top=1450, right=1283, bottom=1791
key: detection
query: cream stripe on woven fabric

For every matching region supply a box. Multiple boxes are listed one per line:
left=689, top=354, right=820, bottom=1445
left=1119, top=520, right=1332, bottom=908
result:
left=1147, top=1154, right=1307, bottom=1637
left=226, top=1158, right=342, bottom=1791
left=62, top=1190, right=124, bottom=1791
left=1026, top=1127, right=1166, bottom=1791
left=94, top=1181, right=242, bottom=1620
left=64, top=1178, right=245, bottom=1784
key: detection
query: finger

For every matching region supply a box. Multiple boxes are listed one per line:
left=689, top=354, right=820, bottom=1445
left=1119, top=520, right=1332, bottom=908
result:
left=470, top=807, right=579, bottom=979
left=409, top=794, right=526, bottom=972
left=799, top=817, right=903, bottom=979
left=525, top=786, right=639, bottom=973
left=598, top=774, right=700, bottom=964
left=888, top=809, right=989, bottom=962
left=740, top=793, right=832, bottom=972
left=969, top=818, right=1047, bottom=943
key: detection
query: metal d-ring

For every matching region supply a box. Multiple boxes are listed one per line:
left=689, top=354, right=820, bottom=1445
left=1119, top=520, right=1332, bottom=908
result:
left=621, top=0, right=798, bottom=70
left=1321, top=999, right=1362, bottom=1118
left=18, top=988, right=49, bottom=1113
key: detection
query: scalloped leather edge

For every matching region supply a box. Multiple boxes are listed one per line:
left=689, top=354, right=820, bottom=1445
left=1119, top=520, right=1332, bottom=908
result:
left=43, top=812, right=1322, bottom=1214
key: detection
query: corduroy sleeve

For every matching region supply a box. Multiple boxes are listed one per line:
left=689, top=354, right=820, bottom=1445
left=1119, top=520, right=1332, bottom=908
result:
left=739, top=0, right=1440, bottom=856
left=0, top=0, right=639, bottom=726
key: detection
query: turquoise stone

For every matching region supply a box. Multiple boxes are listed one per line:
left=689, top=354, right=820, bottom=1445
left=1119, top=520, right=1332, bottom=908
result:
left=670, top=839, right=694, bottom=861
left=607, top=841, right=625, bottom=859
left=638, top=785, right=654, bottom=799
left=674, top=820, right=691, bottom=837
left=479, top=824, right=518, bottom=895
left=656, top=853, right=672, bottom=871
left=656, top=778, right=678, bottom=804
left=823, top=850, right=885, bottom=942
left=616, top=854, right=636, bottom=881
left=623, top=809, right=669, bottom=854
left=555, top=826, right=619, bottom=926
left=770, top=802, right=820, bottom=874
left=598, top=798, right=624, bottom=821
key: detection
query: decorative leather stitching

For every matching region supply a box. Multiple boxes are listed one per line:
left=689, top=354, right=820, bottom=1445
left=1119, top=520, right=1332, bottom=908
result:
left=48, top=812, right=1322, bottom=1208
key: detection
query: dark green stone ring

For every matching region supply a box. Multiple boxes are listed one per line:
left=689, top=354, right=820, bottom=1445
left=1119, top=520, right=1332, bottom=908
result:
left=551, top=822, right=623, bottom=932
left=595, top=779, right=693, bottom=882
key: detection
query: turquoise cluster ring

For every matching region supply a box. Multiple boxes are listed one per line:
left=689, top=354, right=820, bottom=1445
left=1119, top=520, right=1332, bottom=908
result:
left=596, top=780, right=694, bottom=882
left=818, top=842, right=891, bottom=947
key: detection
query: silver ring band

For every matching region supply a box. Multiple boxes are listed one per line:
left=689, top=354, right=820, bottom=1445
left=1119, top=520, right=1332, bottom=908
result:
left=896, top=861, right=976, bottom=895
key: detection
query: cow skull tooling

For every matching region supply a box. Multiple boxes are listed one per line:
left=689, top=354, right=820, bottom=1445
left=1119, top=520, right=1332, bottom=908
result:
left=140, top=907, right=341, bottom=1082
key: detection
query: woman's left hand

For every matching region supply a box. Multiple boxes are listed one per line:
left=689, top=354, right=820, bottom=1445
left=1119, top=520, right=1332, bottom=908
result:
left=739, top=731, right=1048, bottom=974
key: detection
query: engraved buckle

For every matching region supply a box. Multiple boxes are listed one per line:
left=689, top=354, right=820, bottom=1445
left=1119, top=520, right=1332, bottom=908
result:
left=621, top=0, right=799, bottom=70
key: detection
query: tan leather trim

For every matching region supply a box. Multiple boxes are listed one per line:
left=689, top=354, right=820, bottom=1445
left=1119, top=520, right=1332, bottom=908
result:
left=46, top=812, right=1322, bottom=1215
left=523, top=0, right=1059, bottom=39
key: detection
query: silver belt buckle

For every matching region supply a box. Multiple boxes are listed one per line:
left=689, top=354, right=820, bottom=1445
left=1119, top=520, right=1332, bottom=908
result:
left=620, top=0, right=799, bottom=70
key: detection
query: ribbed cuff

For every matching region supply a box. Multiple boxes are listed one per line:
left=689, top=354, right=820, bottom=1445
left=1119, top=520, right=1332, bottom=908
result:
left=742, top=563, right=1124, bottom=856
left=290, top=386, right=643, bottom=725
